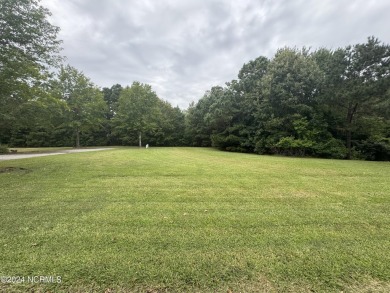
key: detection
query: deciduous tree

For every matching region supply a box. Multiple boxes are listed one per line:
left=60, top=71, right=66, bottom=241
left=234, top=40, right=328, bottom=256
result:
left=51, top=65, right=107, bottom=148
left=113, top=82, right=160, bottom=147
left=0, top=0, right=62, bottom=143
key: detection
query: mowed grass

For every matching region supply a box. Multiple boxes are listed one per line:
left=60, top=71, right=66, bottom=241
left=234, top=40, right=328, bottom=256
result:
left=0, top=147, right=389, bottom=292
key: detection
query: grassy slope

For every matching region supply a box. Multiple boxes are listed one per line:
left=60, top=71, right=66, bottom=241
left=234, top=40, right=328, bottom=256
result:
left=0, top=147, right=389, bottom=292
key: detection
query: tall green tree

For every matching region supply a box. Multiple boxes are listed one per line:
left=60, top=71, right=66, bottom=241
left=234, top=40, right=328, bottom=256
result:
left=233, top=56, right=270, bottom=151
left=113, top=82, right=160, bottom=147
left=51, top=65, right=107, bottom=148
left=185, top=93, right=215, bottom=147
left=206, top=85, right=244, bottom=151
left=102, top=84, right=122, bottom=145
left=0, top=0, right=62, bottom=144
left=186, top=57, right=270, bottom=152
left=254, top=48, right=326, bottom=156
left=318, top=37, right=390, bottom=158
left=102, top=84, right=122, bottom=119
left=152, top=101, right=186, bottom=146
left=8, top=93, right=69, bottom=147
left=187, top=38, right=389, bottom=160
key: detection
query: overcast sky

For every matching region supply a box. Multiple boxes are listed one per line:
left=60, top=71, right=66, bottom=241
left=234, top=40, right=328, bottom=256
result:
left=41, top=0, right=390, bottom=108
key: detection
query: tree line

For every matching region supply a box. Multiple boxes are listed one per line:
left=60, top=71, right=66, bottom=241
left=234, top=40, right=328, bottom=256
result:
left=1, top=0, right=389, bottom=160
left=0, top=0, right=185, bottom=150
left=186, top=40, right=390, bottom=161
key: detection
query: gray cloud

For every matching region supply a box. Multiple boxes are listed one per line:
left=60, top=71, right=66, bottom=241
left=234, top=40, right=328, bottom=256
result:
left=42, top=0, right=390, bottom=108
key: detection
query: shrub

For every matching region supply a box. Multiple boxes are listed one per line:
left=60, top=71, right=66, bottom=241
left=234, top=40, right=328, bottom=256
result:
left=312, top=138, right=347, bottom=159
left=355, top=139, right=390, bottom=161
left=275, top=136, right=314, bottom=156
left=211, top=134, right=243, bottom=151
left=0, top=145, right=9, bottom=154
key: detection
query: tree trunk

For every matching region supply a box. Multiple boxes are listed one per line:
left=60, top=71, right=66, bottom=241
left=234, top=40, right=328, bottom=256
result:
left=346, top=128, right=352, bottom=159
left=138, top=132, right=142, bottom=147
left=345, top=102, right=358, bottom=159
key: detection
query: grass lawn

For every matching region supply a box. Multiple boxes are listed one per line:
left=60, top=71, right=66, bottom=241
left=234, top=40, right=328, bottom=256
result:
left=0, top=147, right=389, bottom=292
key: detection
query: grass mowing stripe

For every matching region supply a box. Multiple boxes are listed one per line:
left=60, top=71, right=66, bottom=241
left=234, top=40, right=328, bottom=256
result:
left=0, top=147, right=389, bottom=292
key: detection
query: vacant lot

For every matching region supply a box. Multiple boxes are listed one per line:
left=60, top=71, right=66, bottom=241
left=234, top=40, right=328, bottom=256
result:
left=0, top=148, right=389, bottom=292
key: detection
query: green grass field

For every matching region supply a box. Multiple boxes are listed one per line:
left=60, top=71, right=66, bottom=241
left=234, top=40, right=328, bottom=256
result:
left=0, top=147, right=389, bottom=292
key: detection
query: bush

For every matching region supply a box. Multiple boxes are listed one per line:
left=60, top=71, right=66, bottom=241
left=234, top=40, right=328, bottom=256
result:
left=355, top=139, right=390, bottom=161
left=254, top=137, right=275, bottom=155
left=26, top=130, right=51, bottom=147
left=0, top=145, right=9, bottom=154
left=274, top=136, right=314, bottom=156
left=313, top=138, right=347, bottom=159
left=211, top=134, right=242, bottom=151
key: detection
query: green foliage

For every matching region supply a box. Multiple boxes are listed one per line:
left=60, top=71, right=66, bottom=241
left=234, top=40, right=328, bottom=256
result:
left=185, top=97, right=214, bottom=147
left=51, top=65, right=107, bottom=147
left=0, top=145, right=9, bottom=154
left=261, top=47, right=324, bottom=116
left=0, top=0, right=62, bottom=141
left=102, top=84, right=122, bottom=119
left=102, top=84, right=123, bottom=145
left=152, top=103, right=186, bottom=146
left=1, top=4, right=388, bottom=163
left=113, top=82, right=160, bottom=146
left=188, top=37, right=390, bottom=161
left=311, top=138, right=347, bottom=159
left=211, top=133, right=244, bottom=152
left=355, top=138, right=390, bottom=161
left=113, top=82, right=185, bottom=147
left=316, top=37, right=390, bottom=159
left=275, top=136, right=313, bottom=156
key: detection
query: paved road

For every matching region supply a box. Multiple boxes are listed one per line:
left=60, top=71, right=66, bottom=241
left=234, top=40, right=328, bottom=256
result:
left=0, top=148, right=113, bottom=161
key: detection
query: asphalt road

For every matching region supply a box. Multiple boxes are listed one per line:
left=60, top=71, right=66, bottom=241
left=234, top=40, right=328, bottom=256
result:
left=0, top=148, right=113, bottom=161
